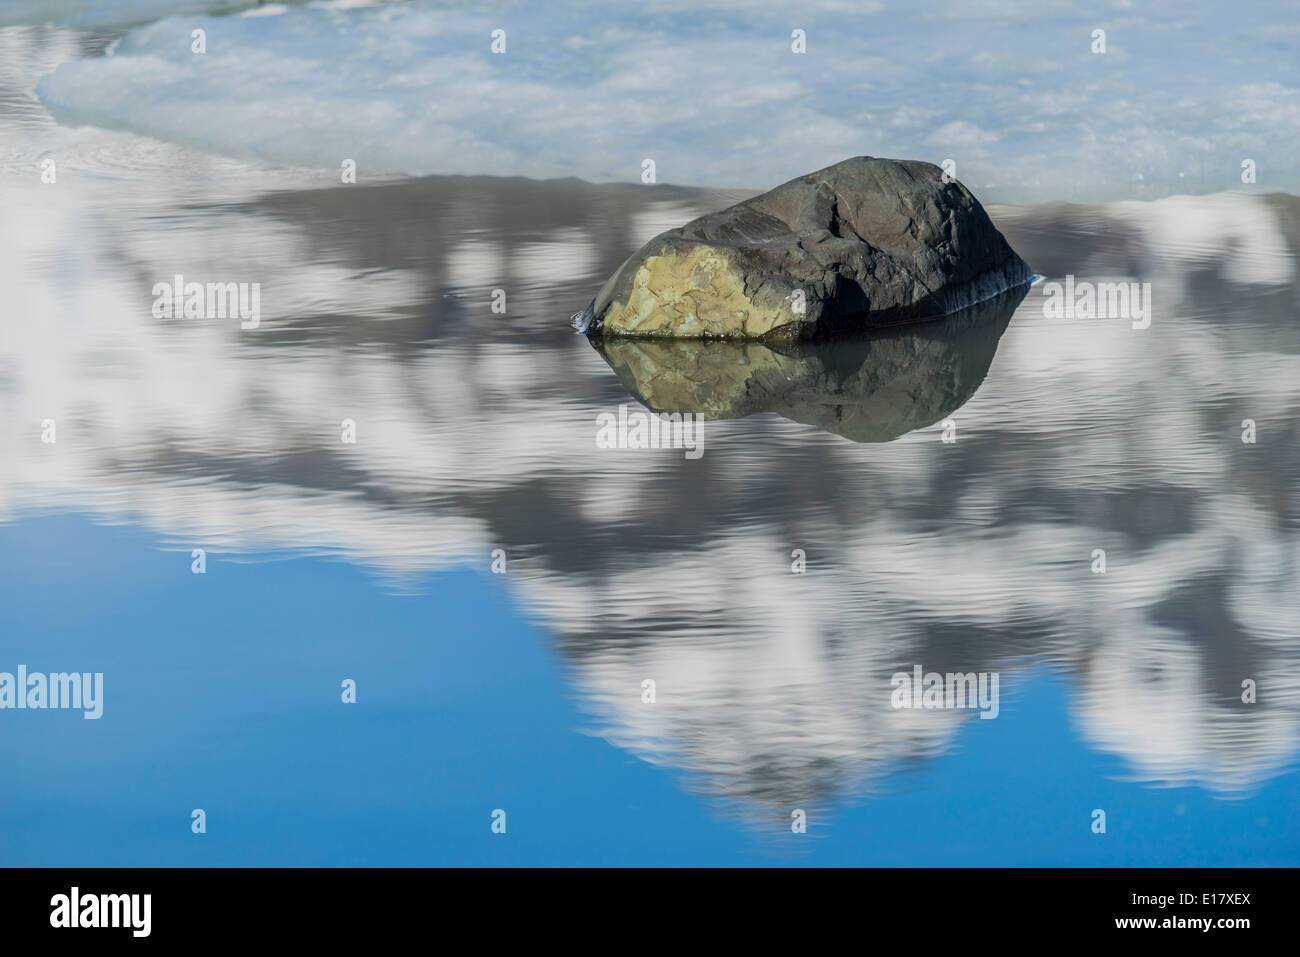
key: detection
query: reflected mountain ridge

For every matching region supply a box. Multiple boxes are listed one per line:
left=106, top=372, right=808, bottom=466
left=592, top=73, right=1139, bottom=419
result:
left=3, top=159, right=1300, bottom=821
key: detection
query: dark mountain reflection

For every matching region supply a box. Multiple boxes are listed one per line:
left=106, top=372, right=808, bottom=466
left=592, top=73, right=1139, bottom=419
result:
left=593, top=285, right=1024, bottom=443
left=5, top=168, right=1300, bottom=825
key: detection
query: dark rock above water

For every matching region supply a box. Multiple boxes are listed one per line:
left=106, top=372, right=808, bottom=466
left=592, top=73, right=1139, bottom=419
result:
left=575, top=156, right=1032, bottom=340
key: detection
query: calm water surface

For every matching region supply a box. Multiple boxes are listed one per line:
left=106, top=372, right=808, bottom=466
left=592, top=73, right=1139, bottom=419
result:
left=1, top=26, right=1298, bottom=867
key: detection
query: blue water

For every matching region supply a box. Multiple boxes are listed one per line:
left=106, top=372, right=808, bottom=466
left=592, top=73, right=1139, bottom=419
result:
left=2, top=514, right=1295, bottom=867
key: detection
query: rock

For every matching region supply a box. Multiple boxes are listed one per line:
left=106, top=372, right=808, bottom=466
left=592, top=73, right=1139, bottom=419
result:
left=574, top=156, right=1031, bottom=340
left=591, top=284, right=1024, bottom=443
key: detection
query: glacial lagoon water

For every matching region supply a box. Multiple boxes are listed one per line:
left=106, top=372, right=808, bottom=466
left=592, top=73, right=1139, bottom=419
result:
left=2, top=16, right=1299, bottom=867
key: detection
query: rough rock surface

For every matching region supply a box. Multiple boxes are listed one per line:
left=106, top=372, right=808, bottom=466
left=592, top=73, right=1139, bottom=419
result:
left=592, top=285, right=1024, bottom=442
left=575, top=156, right=1032, bottom=340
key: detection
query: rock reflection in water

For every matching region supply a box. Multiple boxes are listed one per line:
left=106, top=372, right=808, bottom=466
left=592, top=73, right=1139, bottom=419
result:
left=593, top=285, right=1025, bottom=443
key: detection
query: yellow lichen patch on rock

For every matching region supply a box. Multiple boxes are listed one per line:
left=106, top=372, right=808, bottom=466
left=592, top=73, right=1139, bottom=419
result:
left=601, top=244, right=795, bottom=338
